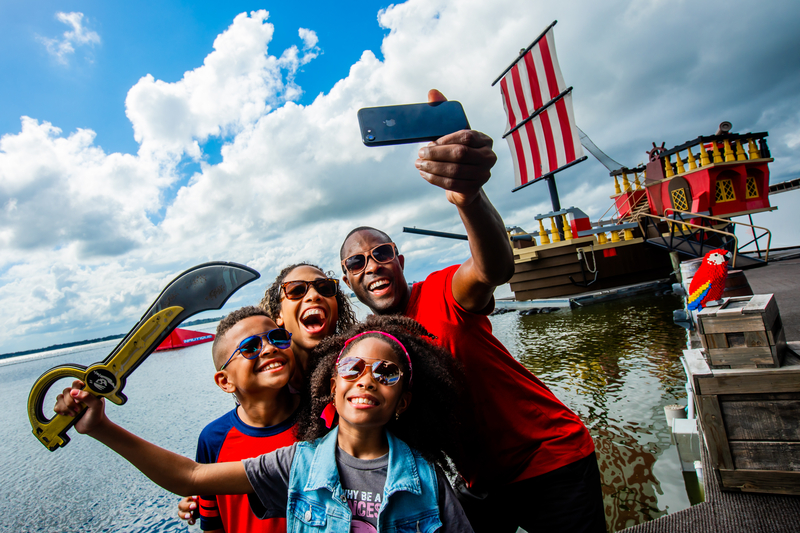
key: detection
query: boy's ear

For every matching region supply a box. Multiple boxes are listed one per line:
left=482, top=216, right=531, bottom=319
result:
left=214, top=370, right=236, bottom=393
left=342, top=274, right=352, bottom=290
left=398, top=254, right=405, bottom=271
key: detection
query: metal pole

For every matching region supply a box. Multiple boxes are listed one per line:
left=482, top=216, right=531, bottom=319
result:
left=546, top=177, right=564, bottom=238
left=748, top=214, right=762, bottom=259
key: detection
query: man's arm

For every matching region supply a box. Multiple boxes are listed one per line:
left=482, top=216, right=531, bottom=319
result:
left=414, top=90, right=514, bottom=312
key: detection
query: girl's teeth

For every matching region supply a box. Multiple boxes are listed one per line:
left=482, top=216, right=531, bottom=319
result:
left=350, top=397, right=376, bottom=405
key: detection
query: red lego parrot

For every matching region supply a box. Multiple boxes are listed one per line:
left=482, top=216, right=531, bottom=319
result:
left=687, top=249, right=730, bottom=311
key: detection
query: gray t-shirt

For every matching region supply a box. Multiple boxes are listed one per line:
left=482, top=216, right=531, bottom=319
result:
left=243, top=443, right=473, bottom=532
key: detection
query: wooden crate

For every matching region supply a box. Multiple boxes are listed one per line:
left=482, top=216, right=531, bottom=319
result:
left=684, top=346, right=800, bottom=495
left=696, top=294, right=787, bottom=368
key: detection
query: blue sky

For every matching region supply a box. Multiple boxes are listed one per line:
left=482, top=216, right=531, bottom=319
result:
left=2, top=0, right=800, bottom=354
left=1, top=0, right=393, bottom=219
left=1, top=1, right=392, bottom=153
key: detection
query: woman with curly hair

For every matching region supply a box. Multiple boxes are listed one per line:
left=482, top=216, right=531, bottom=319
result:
left=260, top=262, right=358, bottom=384
left=68, top=315, right=473, bottom=532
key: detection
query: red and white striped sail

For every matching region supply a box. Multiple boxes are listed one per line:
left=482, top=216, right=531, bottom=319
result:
left=499, top=27, right=583, bottom=189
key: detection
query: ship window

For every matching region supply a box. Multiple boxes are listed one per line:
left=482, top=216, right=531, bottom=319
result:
left=715, top=179, right=736, bottom=203
left=671, top=188, right=689, bottom=211
left=746, top=176, right=759, bottom=199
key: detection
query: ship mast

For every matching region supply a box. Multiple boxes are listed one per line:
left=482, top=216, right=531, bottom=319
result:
left=493, top=20, right=587, bottom=219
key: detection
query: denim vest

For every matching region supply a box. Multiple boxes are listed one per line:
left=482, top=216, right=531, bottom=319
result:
left=287, top=428, right=443, bottom=533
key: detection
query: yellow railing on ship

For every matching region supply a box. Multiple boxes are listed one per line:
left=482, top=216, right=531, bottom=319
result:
left=662, top=136, right=765, bottom=178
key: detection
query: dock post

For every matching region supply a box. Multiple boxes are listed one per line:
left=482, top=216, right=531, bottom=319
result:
left=671, top=252, right=681, bottom=282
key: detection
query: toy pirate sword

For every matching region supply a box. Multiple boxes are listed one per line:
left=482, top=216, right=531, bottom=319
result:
left=27, top=261, right=259, bottom=451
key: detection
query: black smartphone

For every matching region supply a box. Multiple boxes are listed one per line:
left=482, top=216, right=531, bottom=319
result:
left=357, top=101, right=470, bottom=146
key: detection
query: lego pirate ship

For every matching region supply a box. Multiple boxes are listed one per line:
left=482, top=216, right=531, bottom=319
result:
left=492, top=22, right=775, bottom=301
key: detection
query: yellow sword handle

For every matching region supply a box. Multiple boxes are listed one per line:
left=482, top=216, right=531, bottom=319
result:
left=27, top=365, right=92, bottom=450
left=27, top=306, right=184, bottom=451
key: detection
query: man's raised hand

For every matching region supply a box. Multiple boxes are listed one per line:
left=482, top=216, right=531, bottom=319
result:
left=414, top=89, right=497, bottom=207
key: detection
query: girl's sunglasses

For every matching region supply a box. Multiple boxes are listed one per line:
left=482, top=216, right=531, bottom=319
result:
left=281, top=278, right=338, bottom=300
left=220, top=329, right=292, bottom=371
left=336, top=356, right=403, bottom=386
left=341, top=243, right=397, bottom=274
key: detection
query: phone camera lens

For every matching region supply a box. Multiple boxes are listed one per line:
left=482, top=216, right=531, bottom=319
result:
left=366, top=134, right=375, bottom=142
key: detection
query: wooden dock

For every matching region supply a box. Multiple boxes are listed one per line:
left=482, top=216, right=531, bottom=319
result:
left=745, top=254, right=800, bottom=342
left=623, top=437, right=800, bottom=533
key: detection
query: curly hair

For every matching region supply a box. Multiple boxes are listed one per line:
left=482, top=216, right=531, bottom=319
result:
left=259, top=262, right=357, bottom=335
left=211, top=305, right=271, bottom=370
left=295, top=315, right=468, bottom=475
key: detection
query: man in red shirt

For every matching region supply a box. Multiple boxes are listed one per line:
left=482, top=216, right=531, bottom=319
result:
left=339, top=91, right=605, bottom=533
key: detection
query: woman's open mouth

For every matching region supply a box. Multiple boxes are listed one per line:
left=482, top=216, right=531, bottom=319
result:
left=300, top=307, right=328, bottom=334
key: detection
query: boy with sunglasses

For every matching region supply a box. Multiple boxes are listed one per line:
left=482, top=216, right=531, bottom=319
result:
left=194, top=306, right=299, bottom=532
left=67, top=306, right=301, bottom=533
left=339, top=93, right=605, bottom=533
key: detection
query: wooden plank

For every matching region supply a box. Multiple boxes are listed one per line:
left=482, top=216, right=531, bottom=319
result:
left=511, top=261, right=582, bottom=281
left=698, top=371, right=800, bottom=395
left=698, top=395, right=734, bottom=469
left=509, top=265, right=583, bottom=288
left=773, top=327, right=787, bottom=366
left=683, top=349, right=711, bottom=378
left=744, top=330, right=770, bottom=348
left=513, top=253, right=583, bottom=271
left=719, top=469, right=800, bottom=495
left=721, top=400, right=800, bottom=441
left=745, top=293, right=778, bottom=331
left=743, top=293, right=772, bottom=313
left=716, top=304, right=745, bottom=317
left=696, top=306, right=719, bottom=320
left=730, top=441, right=800, bottom=470
left=513, top=248, right=539, bottom=261
left=726, top=332, right=747, bottom=347
left=707, top=346, right=775, bottom=367
left=699, top=315, right=766, bottom=334
left=721, top=392, right=800, bottom=401
left=704, top=333, right=729, bottom=349
left=767, top=317, right=783, bottom=345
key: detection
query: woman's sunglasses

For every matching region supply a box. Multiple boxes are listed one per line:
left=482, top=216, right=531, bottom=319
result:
left=336, top=356, right=403, bottom=386
left=220, top=329, right=292, bottom=371
left=341, top=243, right=397, bottom=274
left=281, top=278, right=338, bottom=300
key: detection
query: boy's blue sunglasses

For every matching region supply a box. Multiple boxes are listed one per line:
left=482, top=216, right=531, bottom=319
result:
left=220, top=329, right=292, bottom=371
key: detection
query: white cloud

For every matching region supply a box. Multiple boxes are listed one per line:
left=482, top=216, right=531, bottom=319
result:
left=299, top=28, right=319, bottom=50
left=38, top=12, right=101, bottom=64
left=3, top=0, right=800, bottom=353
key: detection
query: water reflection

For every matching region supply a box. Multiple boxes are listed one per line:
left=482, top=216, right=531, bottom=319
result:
left=490, top=293, right=689, bottom=531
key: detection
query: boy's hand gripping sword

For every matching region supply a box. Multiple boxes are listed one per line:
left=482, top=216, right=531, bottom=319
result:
left=27, top=261, right=260, bottom=451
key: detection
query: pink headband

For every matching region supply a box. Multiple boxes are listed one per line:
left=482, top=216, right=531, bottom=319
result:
left=337, top=331, right=413, bottom=387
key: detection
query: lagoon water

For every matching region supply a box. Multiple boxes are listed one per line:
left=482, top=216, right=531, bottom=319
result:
left=1, top=293, right=690, bottom=532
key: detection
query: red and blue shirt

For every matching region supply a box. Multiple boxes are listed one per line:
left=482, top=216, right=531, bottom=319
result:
left=196, top=406, right=297, bottom=532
